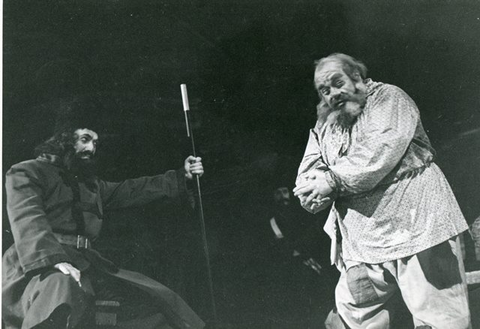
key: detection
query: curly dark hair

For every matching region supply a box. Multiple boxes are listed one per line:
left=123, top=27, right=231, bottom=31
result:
left=34, top=130, right=76, bottom=157
left=34, top=96, right=101, bottom=157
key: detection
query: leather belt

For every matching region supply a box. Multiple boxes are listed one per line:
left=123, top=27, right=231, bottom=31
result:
left=53, top=233, right=91, bottom=249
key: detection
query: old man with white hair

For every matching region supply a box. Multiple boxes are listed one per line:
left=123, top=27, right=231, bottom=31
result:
left=294, top=53, right=470, bottom=328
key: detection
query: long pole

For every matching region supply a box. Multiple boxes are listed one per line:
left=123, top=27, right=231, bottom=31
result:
left=180, top=84, right=218, bottom=327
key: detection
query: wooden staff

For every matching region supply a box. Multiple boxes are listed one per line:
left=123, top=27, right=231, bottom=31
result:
left=180, top=84, right=218, bottom=327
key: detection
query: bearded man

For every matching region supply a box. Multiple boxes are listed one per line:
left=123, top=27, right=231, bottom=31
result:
left=293, top=53, right=470, bottom=328
left=3, top=102, right=205, bottom=329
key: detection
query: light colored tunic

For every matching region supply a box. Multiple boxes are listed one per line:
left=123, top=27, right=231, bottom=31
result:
left=297, top=79, right=468, bottom=264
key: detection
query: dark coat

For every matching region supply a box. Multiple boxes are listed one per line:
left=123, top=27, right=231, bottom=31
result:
left=3, top=155, right=205, bottom=329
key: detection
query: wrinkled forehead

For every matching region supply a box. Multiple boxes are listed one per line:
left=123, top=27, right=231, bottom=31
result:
left=74, top=128, right=99, bottom=141
left=314, top=60, right=346, bottom=88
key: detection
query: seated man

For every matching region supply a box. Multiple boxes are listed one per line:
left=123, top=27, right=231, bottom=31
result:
left=3, top=101, right=205, bottom=329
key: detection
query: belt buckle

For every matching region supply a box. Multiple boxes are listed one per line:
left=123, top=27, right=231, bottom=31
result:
left=76, top=235, right=89, bottom=249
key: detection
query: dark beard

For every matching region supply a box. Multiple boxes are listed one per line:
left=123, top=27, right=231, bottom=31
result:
left=63, top=150, right=97, bottom=181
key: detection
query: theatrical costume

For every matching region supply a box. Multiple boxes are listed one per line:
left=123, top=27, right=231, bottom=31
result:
left=3, top=154, right=205, bottom=329
left=297, top=79, right=470, bottom=328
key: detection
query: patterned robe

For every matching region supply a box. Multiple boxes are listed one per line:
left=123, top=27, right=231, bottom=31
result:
left=297, top=79, right=468, bottom=265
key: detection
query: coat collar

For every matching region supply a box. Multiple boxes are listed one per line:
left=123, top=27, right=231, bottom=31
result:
left=37, top=153, right=64, bottom=167
left=365, top=78, right=382, bottom=97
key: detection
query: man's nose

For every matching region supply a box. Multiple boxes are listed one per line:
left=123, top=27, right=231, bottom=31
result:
left=330, top=87, right=341, bottom=100
left=85, top=142, right=96, bottom=153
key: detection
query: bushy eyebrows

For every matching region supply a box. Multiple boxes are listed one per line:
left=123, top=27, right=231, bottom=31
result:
left=78, top=133, right=98, bottom=141
left=316, top=72, right=344, bottom=90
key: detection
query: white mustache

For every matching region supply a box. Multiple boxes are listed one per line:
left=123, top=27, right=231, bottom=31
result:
left=333, top=88, right=365, bottom=110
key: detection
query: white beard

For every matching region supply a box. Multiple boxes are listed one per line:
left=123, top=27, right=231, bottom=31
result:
left=334, top=100, right=363, bottom=128
left=334, top=84, right=367, bottom=128
left=344, top=100, right=363, bottom=117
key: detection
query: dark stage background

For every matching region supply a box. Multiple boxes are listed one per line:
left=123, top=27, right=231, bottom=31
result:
left=3, top=0, right=480, bottom=328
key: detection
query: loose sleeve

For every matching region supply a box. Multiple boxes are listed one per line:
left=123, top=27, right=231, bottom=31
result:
left=5, top=165, right=71, bottom=275
left=100, top=168, right=189, bottom=210
left=296, top=120, right=329, bottom=186
left=328, top=86, right=419, bottom=195
left=296, top=120, right=336, bottom=214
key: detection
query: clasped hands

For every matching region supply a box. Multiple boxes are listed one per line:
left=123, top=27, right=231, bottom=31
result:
left=293, top=169, right=334, bottom=212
